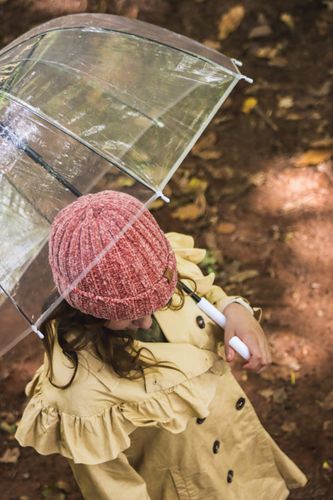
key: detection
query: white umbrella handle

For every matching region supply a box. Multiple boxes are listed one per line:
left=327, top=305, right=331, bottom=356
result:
left=197, top=297, right=250, bottom=361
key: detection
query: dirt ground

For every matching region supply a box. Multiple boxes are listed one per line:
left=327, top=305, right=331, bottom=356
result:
left=0, top=0, right=332, bottom=499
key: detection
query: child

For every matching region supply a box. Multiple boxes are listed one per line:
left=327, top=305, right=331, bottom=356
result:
left=15, top=190, right=307, bottom=499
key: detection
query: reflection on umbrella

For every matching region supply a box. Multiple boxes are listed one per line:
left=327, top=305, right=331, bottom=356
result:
left=0, top=13, right=252, bottom=356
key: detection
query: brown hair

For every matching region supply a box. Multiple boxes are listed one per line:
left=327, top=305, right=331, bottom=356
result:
left=41, top=279, right=197, bottom=389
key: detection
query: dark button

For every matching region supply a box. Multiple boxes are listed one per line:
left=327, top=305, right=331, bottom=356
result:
left=196, top=315, right=205, bottom=329
left=235, top=397, right=246, bottom=410
left=196, top=417, right=206, bottom=424
left=212, top=440, right=220, bottom=454
left=227, top=470, right=234, bottom=483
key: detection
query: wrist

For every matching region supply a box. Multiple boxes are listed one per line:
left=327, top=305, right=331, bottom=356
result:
left=222, top=297, right=254, bottom=316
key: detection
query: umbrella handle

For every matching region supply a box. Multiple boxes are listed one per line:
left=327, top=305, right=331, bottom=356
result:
left=196, top=297, right=250, bottom=361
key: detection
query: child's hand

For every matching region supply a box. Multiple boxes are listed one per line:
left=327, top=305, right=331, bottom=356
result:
left=223, top=303, right=272, bottom=373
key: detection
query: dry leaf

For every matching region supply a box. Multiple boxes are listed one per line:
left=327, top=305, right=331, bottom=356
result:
left=321, top=391, right=333, bottom=410
left=0, top=447, right=20, bottom=464
left=0, top=420, right=17, bottom=434
left=255, top=46, right=279, bottom=59
left=248, top=25, right=272, bottom=39
left=217, top=222, right=236, bottom=234
left=273, top=387, right=288, bottom=404
left=149, top=199, right=164, bottom=211
left=193, top=131, right=217, bottom=152
left=308, top=80, right=331, bottom=97
left=259, top=388, right=274, bottom=399
left=171, top=193, right=206, bottom=221
left=229, top=269, right=259, bottom=283
left=268, top=57, right=288, bottom=67
left=55, top=480, right=71, bottom=493
left=182, top=177, right=208, bottom=195
left=203, top=39, right=221, bottom=50
left=250, top=171, right=266, bottom=186
left=285, top=112, right=303, bottom=121
left=218, top=5, right=245, bottom=40
left=242, top=97, right=258, bottom=113
left=280, top=13, right=295, bottom=29
left=194, top=149, right=223, bottom=160
left=310, top=137, right=333, bottom=148
left=294, top=150, right=332, bottom=167
left=278, top=96, right=294, bottom=109
left=281, top=421, right=297, bottom=432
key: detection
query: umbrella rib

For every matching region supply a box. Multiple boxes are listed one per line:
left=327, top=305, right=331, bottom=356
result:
left=0, top=121, right=82, bottom=198
left=0, top=173, right=51, bottom=224
left=0, top=282, right=36, bottom=332
left=0, top=90, right=156, bottom=194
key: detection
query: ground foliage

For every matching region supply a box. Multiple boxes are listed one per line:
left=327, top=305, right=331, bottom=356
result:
left=0, top=0, right=332, bottom=498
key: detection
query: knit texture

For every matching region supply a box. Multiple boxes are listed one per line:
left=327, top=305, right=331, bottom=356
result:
left=48, top=191, right=177, bottom=320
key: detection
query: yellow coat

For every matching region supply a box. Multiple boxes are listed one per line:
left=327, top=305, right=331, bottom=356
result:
left=15, top=233, right=307, bottom=499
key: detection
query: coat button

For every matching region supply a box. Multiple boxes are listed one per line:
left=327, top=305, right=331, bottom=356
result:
left=227, top=470, right=234, bottom=483
left=235, top=397, right=246, bottom=410
left=196, top=417, right=206, bottom=424
left=212, top=440, right=220, bottom=454
left=196, top=315, right=205, bottom=329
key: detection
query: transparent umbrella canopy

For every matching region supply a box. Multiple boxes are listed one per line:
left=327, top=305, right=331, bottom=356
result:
left=0, top=13, right=251, bottom=356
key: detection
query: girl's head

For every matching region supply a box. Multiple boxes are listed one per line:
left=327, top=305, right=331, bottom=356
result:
left=48, top=190, right=178, bottom=323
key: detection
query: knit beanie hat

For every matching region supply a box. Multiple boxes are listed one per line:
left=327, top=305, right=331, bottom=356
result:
left=48, top=190, right=178, bottom=320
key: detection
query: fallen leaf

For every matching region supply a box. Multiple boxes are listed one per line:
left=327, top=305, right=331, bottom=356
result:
left=192, top=131, right=217, bottom=153
left=281, top=421, right=297, bottom=432
left=273, top=387, right=288, bottom=404
left=285, top=112, right=303, bottom=121
left=0, top=420, right=17, bottom=434
left=171, top=193, right=206, bottom=221
left=0, top=447, right=20, bottom=464
left=203, top=39, right=221, bottom=50
left=248, top=25, right=272, bottom=39
left=310, top=137, right=333, bottom=148
left=321, top=391, right=333, bottom=410
left=242, top=97, right=258, bottom=113
left=124, top=5, right=139, bottom=18
left=280, top=13, right=295, bottom=29
left=55, top=480, right=71, bottom=493
left=193, top=149, right=223, bottom=160
left=217, top=222, right=236, bottom=234
left=323, top=420, right=333, bottom=436
left=229, top=269, right=259, bottom=283
left=268, top=57, right=288, bottom=67
left=278, top=96, right=294, bottom=109
left=181, top=177, right=208, bottom=195
left=259, top=388, right=274, bottom=399
left=308, top=80, right=331, bottom=97
left=324, top=0, right=333, bottom=11
left=294, top=150, right=333, bottom=167
left=255, top=46, right=279, bottom=59
left=149, top=199, right=164, bottom=211
left=218, top=5, right=245, bottom=40
left=322, top=461, right=332, bottom=471
left=250, top=171, right=266, bottom=186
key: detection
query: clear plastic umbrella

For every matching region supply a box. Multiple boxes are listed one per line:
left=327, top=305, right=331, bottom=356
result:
left=0, top=13, right=251, bottom=356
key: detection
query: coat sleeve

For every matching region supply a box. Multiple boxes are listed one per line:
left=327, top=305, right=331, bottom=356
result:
left=165, top=231, right=255, bottom=313
left=67, top=453, right=151, bottom=500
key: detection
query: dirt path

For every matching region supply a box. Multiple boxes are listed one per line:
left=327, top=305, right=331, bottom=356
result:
left=0, top=1, right=332, bottom=498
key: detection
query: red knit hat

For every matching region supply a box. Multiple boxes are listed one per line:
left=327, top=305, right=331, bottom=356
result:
left=48, top=190, right=177, bottom=320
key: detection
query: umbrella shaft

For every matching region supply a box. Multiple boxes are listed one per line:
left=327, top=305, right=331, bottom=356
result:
left=0, top=121, right=82, bottom=198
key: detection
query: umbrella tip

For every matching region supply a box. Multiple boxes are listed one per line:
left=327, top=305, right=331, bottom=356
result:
left=31, top=324, right=44, bottom=340
left=156, top=191, right=170, bottom=203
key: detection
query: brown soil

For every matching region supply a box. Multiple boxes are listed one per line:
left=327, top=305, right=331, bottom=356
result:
left=0, top=1, right=332, bottom=499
